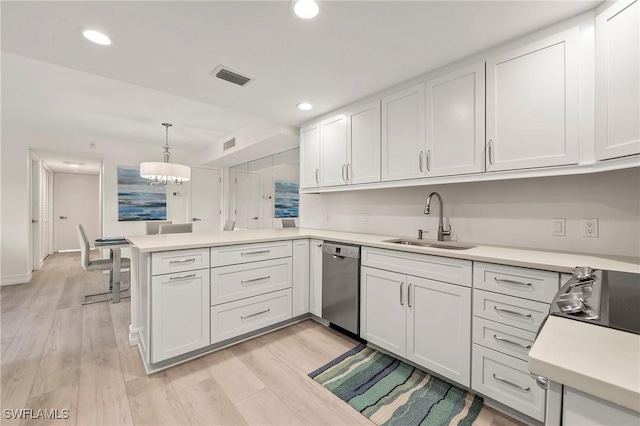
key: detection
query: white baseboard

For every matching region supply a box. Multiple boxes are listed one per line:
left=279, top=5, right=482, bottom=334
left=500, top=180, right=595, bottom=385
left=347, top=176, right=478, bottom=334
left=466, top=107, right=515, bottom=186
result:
left=129, top=324, right=139, bottom=346
left=1, top=272, right=33, bottom=286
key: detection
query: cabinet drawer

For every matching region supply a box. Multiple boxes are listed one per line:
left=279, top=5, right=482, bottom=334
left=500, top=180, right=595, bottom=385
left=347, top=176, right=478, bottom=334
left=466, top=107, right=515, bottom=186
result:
left=474, top=262, right=559, bottom=303
left=210, top=289, right=292, bottom=344
left=362, top=247, right=472, bottom=286
left=211, top=258, right=292, bottom=306
left=211, top=241, right=293, bottom=267
left=473, top=290, right=549, bottom=333
left=472, top=317, right=536, bottom=362
left=151, top=248, right=210, bottom=276
left=472, top=345, right=545, bottom=421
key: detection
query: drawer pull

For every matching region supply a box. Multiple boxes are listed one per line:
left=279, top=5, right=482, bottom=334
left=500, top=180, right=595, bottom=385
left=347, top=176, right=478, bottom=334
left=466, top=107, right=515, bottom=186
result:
left=169, top=273, right=196, bottom=281
left=241, top=308, right=271, bottom=320
left=400, top=282, right=404, bottom=306
left=494, top=277, right=532, bottom=287
left=492, top=374, right=531, bottom=392
left=241, top=276, right=271, bottom=285
left=241, top=250, right=271, bottom=256
left=493, top=334, right=532, bottom=350
left=493, top=306, right=532, bottom=318
left=169, top=258, right=196, bottom=264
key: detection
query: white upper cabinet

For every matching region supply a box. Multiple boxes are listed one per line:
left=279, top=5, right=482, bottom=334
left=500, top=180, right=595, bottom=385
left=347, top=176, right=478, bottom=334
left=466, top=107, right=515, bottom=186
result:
left=382, top=83, right=427, bottom=181
left=320, top=114, right=348, bottom=187
left=486, top=28, right=580, bottom=171
left=300, top=123, right=321, bottom=189
left=347, top=100, right=381, bottom=184
left=425, top=63, right=486, bottom=177
left=595, top=0, right=640, bottom=160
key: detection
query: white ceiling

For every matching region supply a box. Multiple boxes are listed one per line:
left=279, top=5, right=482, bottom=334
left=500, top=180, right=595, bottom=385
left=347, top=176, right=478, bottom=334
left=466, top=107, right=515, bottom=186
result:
left=35, top=150, right=102, bottom=175
left=2, top=1, right=601, bottom=152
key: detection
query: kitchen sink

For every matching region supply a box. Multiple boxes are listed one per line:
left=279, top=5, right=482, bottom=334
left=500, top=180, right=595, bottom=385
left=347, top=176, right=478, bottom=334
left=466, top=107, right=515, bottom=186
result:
left=383, top=238, right=476, bottom=250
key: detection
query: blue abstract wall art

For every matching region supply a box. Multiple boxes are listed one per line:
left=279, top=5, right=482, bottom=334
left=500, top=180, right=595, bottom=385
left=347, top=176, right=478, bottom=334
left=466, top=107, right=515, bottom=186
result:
left=274, top=180, right=299, bottom=218
left=117, top=165, right=167, bottom=221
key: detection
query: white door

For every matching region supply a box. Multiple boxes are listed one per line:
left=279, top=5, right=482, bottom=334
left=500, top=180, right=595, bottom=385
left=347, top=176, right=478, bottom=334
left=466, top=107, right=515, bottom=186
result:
left=53, top=173, right=100, bottom=251
left=382, top=83, right=426, bottom=181
left=595, top=0, right=640, bottom=160
left=31, top=159, right=41, bottom=269
left=41, top=168, right=52, bottom=260
left=426, top=62, right=485, bottom=177
left=347, top=100, right=381, bottom=185
left=486, top=28, right=580, bottom=171
left=190, top=167, right=222, bottom=231
left=309, top=239, right=323, bottom=317
left=406, top=276, right=471, bottom=387
left=320, top=114, right=348, bottom=187
left=360, top=266, right=407, bottom=357
left=234, top=171, right=261, bottom=230
left=300, top=123, right=321, bottom=189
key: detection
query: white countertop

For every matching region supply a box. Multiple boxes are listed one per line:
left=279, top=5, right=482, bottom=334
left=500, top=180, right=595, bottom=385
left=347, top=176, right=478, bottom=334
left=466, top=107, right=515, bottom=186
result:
left=529, top=316, right=640, bottom=412
left=126, top=228, right=640, bottom=274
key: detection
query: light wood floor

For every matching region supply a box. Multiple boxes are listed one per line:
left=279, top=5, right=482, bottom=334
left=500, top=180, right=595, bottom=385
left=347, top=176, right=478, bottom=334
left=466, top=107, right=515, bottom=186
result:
left=1, top=252, right=524, bottom=426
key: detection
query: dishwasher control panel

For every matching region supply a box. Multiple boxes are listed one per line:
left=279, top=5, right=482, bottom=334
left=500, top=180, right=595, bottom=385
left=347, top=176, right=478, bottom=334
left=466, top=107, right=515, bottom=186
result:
left=322, top=241, right=360, bottom=259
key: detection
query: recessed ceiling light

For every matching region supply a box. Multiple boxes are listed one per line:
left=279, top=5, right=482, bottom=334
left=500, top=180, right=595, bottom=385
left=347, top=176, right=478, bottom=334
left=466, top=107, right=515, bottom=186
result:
left=293, top=0, right=319, bottom=19
left=83, top=30, right=111, bottom=46
left=297, top=102, right=313, bottom=111
left=69, top=164, right=80, bottom=168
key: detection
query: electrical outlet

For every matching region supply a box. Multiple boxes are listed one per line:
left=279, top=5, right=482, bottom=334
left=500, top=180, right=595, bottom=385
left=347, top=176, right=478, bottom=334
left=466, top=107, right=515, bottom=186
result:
left=325, top=212, right=330, bottom=222
left=582, top=218, right=599, bottom=238
left=363, top=213, right=369, bottom=224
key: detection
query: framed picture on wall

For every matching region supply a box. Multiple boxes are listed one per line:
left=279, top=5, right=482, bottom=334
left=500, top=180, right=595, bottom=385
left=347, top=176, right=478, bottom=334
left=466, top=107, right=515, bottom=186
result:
left=117, top=165, right=167, bottom=221
left=274, top=180, right=299, bottom=218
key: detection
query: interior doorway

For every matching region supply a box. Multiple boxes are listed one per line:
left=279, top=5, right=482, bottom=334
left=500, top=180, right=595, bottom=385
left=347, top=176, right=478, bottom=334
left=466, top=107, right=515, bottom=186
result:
left=234, top=171, right=261, bottom=230
left=190, top=167, right=222, bottom=231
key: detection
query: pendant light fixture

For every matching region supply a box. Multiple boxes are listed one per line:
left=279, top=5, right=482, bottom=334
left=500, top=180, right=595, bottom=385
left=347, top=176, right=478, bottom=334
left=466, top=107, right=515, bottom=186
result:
left=140, top=123, right=191, bottom=185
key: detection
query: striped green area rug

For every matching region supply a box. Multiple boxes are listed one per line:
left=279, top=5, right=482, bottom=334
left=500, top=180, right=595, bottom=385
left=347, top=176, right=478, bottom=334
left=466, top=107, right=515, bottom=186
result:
left=309, top=344, right=483, bottom=426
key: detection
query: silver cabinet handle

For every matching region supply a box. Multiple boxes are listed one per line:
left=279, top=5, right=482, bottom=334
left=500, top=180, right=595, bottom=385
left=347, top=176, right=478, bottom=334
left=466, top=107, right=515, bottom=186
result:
left=241, top=250, right=270, bottom=256
left=169, top=273, right=196, bottom=281
left=494, top=277, right=532, bottom=287
left=241, top=276, right=270, bottom=284
left=493, top=306, right=532, bottom=318
left=347, top=164, right=352, bottom=181
left=241, top=308, right=270, bottom=320
left=493, top=334, right=532, bottom=350
left=315, top=169, right=319, bottom=185
left=426, top=150, right=431, bottom=172
left=419, top=151, right=424, bottom=172
left=400, top=282, right=404, bottom=306
left=408, top=283, right=412, bottom=307
left=59, top=216, right=68, bottom=219
left=341, top=164, right=347, bottom=181
left=493, top=374, right=530, bottom=392
left=487, top=139, right=494, bottom=165
left=169, top=258, right=196, bottom=264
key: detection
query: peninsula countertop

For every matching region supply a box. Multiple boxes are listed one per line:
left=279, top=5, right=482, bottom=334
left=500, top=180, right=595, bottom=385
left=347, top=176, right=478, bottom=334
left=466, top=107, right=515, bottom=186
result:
left=126, top=228, right=640, bottom=274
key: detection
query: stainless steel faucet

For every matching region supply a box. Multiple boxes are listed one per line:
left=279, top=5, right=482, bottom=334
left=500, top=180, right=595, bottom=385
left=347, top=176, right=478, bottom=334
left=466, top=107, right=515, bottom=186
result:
left=424, top=192, right=451, bottom=241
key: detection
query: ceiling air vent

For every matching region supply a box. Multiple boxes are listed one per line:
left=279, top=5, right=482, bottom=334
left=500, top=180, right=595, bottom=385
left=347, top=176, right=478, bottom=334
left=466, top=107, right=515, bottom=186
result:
left=211, top=65, right=253, bottom=87
left=223, top=138, right=236, bottom=151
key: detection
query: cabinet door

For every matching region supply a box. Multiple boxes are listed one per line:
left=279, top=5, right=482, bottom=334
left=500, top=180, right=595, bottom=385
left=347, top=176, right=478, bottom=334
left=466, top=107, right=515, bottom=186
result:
left=151, top=269, right=210, bottom=363
left=309, top=239, right=323, bottom=317
left=292, top=239, right=310, bottom=317
left=300, top=123, right=320, bottom=189
left=425, top=63, right=485, bottom=177
left=347, top=100, right=381, bottom=184
left=486, top=28, right=579, bottom=171
left=595, top=0, right=640, bottom=160
left=406, top=277, right=471, bottom=386
left=360, top=266, right=406, bottom=357
left=320, top=114, right=348, bottom=187
left=382, top=83, right=426, bottom=181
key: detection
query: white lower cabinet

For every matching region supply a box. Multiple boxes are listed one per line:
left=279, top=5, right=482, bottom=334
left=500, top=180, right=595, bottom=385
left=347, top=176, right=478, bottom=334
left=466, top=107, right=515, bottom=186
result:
left=309, top=239, right=323, bottom=317
left=472, top=345, right=545, bottom=421
left=563, top=386, right=640, bottom=426
left=151, top=269, right=210, bottom=363
left=211, top=289, right=292, bottom=344
left=292, top=239, right=310, bottom=317
left=361, top=263, right=472, bottom=387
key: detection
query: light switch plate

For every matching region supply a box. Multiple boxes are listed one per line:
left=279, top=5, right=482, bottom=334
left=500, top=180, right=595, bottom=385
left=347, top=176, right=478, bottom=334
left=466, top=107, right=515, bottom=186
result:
left=552, top=218, right=566, bottom=236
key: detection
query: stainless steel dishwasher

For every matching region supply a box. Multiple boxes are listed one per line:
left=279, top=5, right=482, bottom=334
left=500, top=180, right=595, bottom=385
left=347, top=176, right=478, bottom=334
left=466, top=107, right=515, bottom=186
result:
left=322, top=241, right=361, bottom=336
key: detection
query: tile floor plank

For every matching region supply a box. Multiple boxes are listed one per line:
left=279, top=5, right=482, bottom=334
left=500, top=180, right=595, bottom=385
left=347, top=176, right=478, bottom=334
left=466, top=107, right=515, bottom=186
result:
left=176, top=378, right=248, bottom=426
